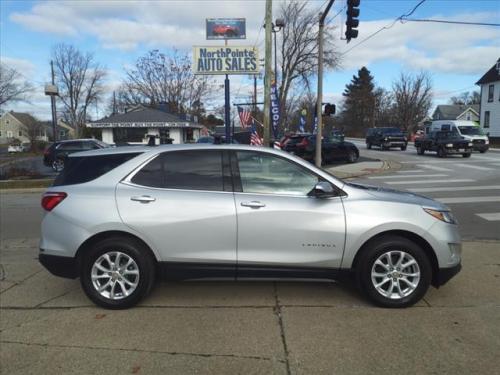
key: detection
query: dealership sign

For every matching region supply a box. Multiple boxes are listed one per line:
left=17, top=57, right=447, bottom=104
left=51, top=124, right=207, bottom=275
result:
left=193, top=46, right=259, bottom=75
left=206, top=18, right=246, bottom=40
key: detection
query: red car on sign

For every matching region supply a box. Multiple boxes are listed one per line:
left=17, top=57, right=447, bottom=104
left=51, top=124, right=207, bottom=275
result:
left=212, top=25, right=239, bottom=37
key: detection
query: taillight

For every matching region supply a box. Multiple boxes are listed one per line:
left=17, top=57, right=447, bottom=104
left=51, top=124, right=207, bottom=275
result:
left=41, top=192, right=67, bottom=211
left=297, top=138, right=309, bottom=148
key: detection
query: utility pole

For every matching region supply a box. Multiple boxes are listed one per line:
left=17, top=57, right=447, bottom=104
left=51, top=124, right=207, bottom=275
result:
left=263, top=0, right=273, bottom=147
left=50, top=61, right=57, bottom=142
left=224, top=40, right=231, bottom=143
left=253, top=75, right=257, bottom=112
left=315, top=0, right=335, bottom=167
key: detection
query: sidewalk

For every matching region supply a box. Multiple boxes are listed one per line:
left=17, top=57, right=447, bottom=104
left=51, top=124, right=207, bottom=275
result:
left=325, top=159, right=400, bottom=179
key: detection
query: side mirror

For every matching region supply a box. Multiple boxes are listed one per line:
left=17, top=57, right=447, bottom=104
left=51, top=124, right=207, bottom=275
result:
left=310, top=181, right=336, bottom=198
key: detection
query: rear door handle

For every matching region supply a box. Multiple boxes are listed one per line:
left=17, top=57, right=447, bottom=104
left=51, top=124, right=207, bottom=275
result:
left=241, top=201, right=266, bottom=209
left=131, top=195, right=156, bottom=203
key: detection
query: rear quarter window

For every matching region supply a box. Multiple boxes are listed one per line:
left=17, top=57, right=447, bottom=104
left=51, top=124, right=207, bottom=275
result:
left=53, top=153, right=142, bottom=186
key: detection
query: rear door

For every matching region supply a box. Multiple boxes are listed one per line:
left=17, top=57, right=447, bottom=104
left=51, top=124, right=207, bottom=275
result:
left=232, top=150, right=346, bottom=270
left=116, top=150, right=237, bottom=269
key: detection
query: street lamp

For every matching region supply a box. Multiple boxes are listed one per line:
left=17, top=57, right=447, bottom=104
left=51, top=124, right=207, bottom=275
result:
left=271, top=18, right=285, bottom=88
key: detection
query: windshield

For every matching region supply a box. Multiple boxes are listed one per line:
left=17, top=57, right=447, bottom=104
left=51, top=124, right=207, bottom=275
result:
left=458, top=126, right=484, bottom=136
left=382, top=128, right=404, bottom=135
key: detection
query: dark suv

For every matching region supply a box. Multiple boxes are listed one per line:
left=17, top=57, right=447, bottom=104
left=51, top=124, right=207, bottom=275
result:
left=44, top=139, right=111, bottom=171
left=366, top=127, right=407, bottom=150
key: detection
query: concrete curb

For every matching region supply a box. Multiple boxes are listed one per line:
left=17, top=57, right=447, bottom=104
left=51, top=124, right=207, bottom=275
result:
left=327, top=159, right=402, bottom=180
left=0, top=187, right=47, bottom=194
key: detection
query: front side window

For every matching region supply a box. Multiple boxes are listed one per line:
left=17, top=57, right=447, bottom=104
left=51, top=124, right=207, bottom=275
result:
left=488, top=84, right=494, bottom=102
left=131, top=150, right=224, bottom=191
left=236, top=151, right=318, bottom=196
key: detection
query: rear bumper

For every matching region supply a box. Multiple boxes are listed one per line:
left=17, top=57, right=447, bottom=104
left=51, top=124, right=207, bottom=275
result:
left=39, top=252, right=78, bottom=279
left=434, top=263, right=461, bottom=287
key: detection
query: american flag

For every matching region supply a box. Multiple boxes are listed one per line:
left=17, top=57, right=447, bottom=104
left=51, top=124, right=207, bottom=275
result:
left=237, top=106, right=252, bottom=128
left=250, top=118, right=263, bottom=146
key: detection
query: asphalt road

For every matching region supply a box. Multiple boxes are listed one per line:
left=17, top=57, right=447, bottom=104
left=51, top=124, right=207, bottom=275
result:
left=347, top=139, right=500, bottom=241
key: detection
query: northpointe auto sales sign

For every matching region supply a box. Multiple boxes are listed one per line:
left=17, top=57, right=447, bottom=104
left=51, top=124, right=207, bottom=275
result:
left=193, top=46, right=259, bottom=75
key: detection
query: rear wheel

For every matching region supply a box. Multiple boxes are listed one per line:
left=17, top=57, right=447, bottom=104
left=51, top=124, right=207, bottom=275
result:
left=416, top=146, right=424, bottom=155
left=366, top=143, right=372, bottom=149
left=462, top=153, right=471, bottom=158
left=479, top=150, right=486, bottom=154
left=80, top=237, right=156, bottom=309
left=401, top=146, right=407, bottom=151
left=347, top=150, right=358, bottom=163
left=356, top=236, right=432, bottom=308
left=437, top=147, right=446, bottom=158
left=52, top=158, right=65, bottom=172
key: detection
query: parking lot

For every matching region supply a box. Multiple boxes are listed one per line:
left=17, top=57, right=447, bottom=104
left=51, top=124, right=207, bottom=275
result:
left=1, top=148, right=499, bottom=374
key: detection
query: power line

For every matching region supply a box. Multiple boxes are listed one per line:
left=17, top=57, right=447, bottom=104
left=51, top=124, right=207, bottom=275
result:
left=341, top=0, right=426, bottom=55
left=401, top=18, right=500, bottom=27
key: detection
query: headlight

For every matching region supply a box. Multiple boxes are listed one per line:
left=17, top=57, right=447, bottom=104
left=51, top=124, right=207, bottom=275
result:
left=485, top=139, right=489, bottom=144
left=384, top=137, right=388, bottom=141
left=468, top=143, right=473, bottom=147
left=446, top=143, right=453, bottom=147
left=423, top=208, right=457, bottom=224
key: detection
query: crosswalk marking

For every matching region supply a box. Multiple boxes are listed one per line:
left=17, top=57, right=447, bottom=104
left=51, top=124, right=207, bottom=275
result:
left=368, top=174, right=447, bottom=180
left=470, top=155, right=500, bottom=162
left=476, top=213, right=500, bottom=221
left=437, top=196, right=500, bottom=204
left=417, top=164, right=453, bottom=172
left=386, top=179, right=474, bottom=185
left=408, top=185, right=500, bottom=193
left=454, top=163, right=494, bottom=171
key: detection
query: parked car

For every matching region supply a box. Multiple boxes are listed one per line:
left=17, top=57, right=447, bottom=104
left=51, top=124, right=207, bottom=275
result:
left=414, top=131, right=472, bottom=158
left=7, top=144, right=26, bottom=153
left=281, top=133, right=311, bottom=154
left=43, top=139, right=111, bottom=172
left=366, top=127, right=408, bottom=150
left=39, top=145, right=461, bottom=309
left=286, top=135, right=359, bottom=164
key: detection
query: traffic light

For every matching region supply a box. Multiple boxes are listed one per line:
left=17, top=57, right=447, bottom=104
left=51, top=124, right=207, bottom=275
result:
left=324, top=103, right=336, bottom=116
left=345, top=0, right=360, bottom=42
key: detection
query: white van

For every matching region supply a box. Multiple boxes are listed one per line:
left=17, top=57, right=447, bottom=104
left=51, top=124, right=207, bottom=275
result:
left=428, top=120, right=489, bottom=153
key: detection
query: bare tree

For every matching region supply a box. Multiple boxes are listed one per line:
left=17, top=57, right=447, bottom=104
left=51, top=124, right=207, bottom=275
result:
left=392, top=72, right=432, bottom=132
left=277, top=0, right=341, bottom=128
left=449, top=90, right=480, bottom=105
left=0, top=64, right=33, bottom=108
left=52, top=44, right=106, bottom=137
left=122, top=50, right=213, bottom=115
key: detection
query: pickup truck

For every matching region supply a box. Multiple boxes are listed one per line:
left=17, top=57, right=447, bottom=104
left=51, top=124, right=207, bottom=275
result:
left=414, top=131, right=472, bottom=158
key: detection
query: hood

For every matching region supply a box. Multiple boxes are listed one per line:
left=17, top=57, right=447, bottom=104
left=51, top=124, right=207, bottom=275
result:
left=346, top=182, right=447, bottom=210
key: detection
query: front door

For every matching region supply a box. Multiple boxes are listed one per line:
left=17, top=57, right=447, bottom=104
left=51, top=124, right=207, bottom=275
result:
left=116, top=150, right=237, bottom=268
left=232, top=150, right=346, bottom=270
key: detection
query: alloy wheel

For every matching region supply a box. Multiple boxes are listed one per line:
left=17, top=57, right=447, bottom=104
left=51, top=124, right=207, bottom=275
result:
left=91, top=251, right=140, bottom=300
left=371, top=250, right=421, bottom=300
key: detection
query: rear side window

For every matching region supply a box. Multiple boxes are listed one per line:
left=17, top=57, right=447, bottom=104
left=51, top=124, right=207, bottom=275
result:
left=53, top=153, right=141, bottom=186
left=131, top=150, right=224, bottom=191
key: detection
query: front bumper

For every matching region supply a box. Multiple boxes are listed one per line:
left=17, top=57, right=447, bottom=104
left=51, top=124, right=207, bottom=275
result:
left=384, top=141, right=407, bottom=147
left=434, top=263, right=462, bottom=287
left=472, top=143, right=489, bottom=152
left=444, top=147, right=471, bottom=154
left=39, top=252, right=78, bottom=279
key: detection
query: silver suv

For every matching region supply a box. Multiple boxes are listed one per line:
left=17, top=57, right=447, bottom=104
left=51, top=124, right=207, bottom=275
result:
left=39, top=145, right=461, bottom=309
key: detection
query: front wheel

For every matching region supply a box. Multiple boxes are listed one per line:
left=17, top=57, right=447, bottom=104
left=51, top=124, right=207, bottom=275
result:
left=356, top=236, right=432, bottom=308
left=437, top=147, right=446, bottom=158
left=462, top=153, right=471, bottom=158
left=80, top=237, right=156, bottom=309
left=52, top=158, right=65, bottom=172
left=366, top=143, right=372, bottom=150
left=416, top=146, right=424, bottom=155
left=401, top=146, right=407, bottom=151
left=479, top=150, right=486, bottom=154
left=347, top=150, right=359, bottom=163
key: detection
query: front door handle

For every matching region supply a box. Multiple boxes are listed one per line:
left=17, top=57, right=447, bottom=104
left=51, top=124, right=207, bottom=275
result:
left=241, top=201, right=266, bottom=209
left=131, top=195, right=156, bottom=203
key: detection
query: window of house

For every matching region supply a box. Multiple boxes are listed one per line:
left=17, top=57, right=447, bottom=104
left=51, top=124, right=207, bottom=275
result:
left=18, top=130, right=22, bottom=137
left=488, top=85, right=494, bottom=102
left=484, top=111, right=490, bottom=128
left=7, top=131, right=13, bottom=138
left=466, top=113, right=471, bottom=120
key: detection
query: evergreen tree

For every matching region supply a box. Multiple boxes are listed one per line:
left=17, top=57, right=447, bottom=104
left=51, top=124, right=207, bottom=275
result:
left=341, top=67, right=376, bottom=136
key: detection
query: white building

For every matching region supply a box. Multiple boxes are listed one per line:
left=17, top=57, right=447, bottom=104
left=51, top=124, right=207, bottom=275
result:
left=87, top=105, right=203, bottom=145
left=476, top=58, right=500, bottom=140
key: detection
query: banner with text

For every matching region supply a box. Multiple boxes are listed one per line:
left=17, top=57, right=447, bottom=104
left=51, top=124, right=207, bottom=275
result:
left=193, top=46, right=259, bottom=75
left=270, top=81, right=280, bottom=139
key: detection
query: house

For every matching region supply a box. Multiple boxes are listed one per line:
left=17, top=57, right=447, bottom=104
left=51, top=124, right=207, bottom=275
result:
left=38, top=120, right=76, bottom=140
left=476, top=58, right=500, bottom=140
left=432, top=104, right=480, bottom=122
left=86, top=105, right=203, bottom=145
left=0, top=111, right=47, bottom=144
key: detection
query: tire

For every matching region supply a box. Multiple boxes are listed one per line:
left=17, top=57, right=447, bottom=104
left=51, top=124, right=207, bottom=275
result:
left=401, top=146, right=407, bottom=151
left=52, top=158, right=65, bottom=172
left=462, top=153, right=471, bottom=158
left=479, top=150, right=486, bottom=154
left=347, top=150, right=358, bottom=163
left=437, top=147, right=446, bottom=158
left=366, top=143, right=372, bottom=150
left=80, top=237, right=156, bottom=309
left=355, top=235, right=432, bottom=308
left=416, top=146, right=424, bottom=155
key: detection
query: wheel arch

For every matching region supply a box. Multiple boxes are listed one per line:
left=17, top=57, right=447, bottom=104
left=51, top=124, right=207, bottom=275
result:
left=75, top=230, right=159, bottom=268
left=351, top=230, right=439, bottom=286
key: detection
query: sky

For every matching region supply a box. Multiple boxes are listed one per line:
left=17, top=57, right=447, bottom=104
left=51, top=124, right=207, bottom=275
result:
left=1, top=0, right=499, bottom=120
